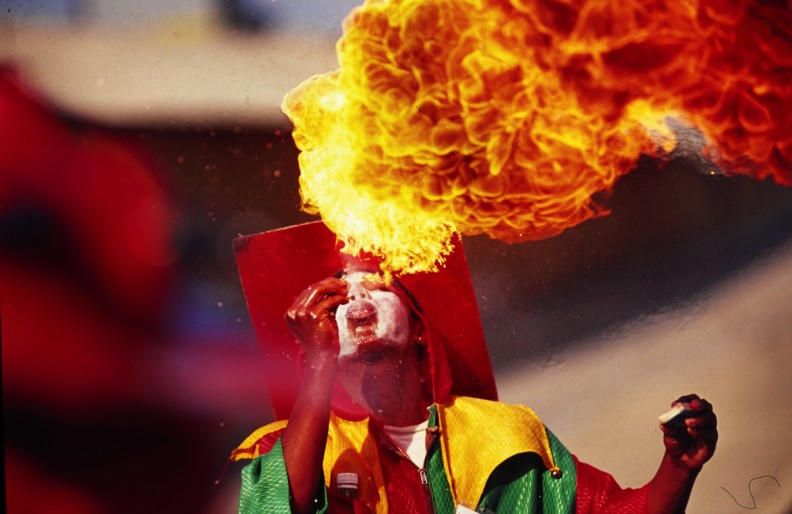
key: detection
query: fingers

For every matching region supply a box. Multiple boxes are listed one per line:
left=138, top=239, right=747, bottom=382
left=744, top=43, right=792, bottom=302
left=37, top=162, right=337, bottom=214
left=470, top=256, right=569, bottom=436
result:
left=661, top=428, right=695, bottom=458
left=662, top=415, right=717, bottom=440
left=661, top=430, right=686, bottom=456
left=673, top=394, right=713, bottom=411
left=660, top=422, right=689, bottom=443
left=286, top=295, right=348, bottom=329
left=685, top=411, right=718, bottom=447
left=676, top=395, right=716, bottom=438
left=673, top=393, right=700, bottom=406
left=310, top=293, right=349, bottom=318
left=662, top=394, right=718, bottom=467
left=287, top=278, right=348, bottom=319
left=301, top=278, right=348, bottom=308
left=685, top=410, right=716, bottom=430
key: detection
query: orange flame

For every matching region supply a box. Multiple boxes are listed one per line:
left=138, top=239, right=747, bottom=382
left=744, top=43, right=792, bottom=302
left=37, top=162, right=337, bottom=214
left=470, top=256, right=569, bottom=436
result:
left=283, top=0, right=791, bottom=274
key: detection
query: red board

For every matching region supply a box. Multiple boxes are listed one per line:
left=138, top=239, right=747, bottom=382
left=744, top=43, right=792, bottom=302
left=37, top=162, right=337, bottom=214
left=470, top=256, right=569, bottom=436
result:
left=234, top=221, right=497, bottom=420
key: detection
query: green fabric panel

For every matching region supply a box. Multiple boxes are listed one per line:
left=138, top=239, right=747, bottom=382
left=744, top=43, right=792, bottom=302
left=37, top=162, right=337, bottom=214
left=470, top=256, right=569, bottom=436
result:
left=426, top=405, right=456, bottom=514
left=497, top=467, right=541, bottom=512
left=477, top=455, right=543, bottom=513
left=426, top=440, right=456, bottom=514
left=238, top=439, right=328, bottom=514
left=542, top=428, right=576, bottom=514
left=475, top=428, right=577, bottom=513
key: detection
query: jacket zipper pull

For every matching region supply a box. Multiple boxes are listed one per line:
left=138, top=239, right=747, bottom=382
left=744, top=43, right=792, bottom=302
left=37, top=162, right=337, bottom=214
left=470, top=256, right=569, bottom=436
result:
left=419, top=468, right=436, bottom=513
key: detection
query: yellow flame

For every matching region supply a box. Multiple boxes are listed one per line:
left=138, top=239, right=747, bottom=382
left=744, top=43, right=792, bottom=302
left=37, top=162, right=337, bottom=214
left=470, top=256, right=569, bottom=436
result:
left=283, top=0, right=791, bottom=274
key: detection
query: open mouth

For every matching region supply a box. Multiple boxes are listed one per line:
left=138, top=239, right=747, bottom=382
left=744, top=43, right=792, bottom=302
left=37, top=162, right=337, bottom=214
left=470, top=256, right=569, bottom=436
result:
left=351, top=325, right=377, bottom=344
left=346, top=300, right=378, bottom=343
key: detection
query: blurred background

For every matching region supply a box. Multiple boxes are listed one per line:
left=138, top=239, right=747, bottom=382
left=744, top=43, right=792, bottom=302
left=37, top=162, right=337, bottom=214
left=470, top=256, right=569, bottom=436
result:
left=1, top=1, right=790, bottom=513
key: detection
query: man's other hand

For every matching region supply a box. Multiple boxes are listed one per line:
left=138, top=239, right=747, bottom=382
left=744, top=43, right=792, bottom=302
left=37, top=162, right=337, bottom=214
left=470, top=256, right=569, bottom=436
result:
left=661, top=394, right=718, bottom=471
left=285, top=277, right=349, bottom=362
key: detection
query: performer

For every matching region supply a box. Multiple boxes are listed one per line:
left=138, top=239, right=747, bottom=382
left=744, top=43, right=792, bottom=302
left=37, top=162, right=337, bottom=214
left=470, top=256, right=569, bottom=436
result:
left=231, top=222, right=717, bottom=514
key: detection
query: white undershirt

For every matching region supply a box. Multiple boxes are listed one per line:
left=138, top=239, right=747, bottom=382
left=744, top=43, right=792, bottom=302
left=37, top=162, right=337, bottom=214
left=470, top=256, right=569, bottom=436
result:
left=383, top=419, right=430, bottom=468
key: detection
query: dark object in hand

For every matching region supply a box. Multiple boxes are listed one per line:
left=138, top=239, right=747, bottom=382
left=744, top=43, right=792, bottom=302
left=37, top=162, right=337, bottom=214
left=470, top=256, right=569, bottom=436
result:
left=658, top=402, right=696, bottom=431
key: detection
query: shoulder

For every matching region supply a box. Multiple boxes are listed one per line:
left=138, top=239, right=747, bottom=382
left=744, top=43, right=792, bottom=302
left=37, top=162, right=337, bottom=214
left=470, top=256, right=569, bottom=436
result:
left=230, top=412, right=372, bottom=462
left=441, top=395, right=546, bottom=427
left=441, top=395, right=575, bottom=476
left=437, top=396, right=577, bottom=508
left=230, top=419, right=288, bottom=462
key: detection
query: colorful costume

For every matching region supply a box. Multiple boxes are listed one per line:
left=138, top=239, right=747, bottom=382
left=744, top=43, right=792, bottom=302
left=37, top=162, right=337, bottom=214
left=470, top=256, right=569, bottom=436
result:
left=232, top=222, right=648, bottom=513
left=232, top=396, right=648, bottom=514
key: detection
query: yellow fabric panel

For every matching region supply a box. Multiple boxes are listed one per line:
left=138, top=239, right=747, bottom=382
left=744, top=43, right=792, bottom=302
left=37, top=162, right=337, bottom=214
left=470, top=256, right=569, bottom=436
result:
left=437, top=396, right=556, bottom=508
left=231, top=419, right=289, bottom=461
left=232, top=415, right=387, bottom=513
left=323, top=414, right=389, bottom=514
left=233, top=396, right=554, bottom=512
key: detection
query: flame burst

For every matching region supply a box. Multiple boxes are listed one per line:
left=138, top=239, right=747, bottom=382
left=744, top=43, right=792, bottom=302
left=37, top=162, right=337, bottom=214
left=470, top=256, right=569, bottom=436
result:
left=283, top=0, right=792, bottom=274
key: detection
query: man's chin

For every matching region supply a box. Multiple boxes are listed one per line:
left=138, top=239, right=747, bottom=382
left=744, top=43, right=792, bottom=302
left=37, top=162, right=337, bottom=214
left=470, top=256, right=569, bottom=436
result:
left=342, top=339, right=405, bottom=364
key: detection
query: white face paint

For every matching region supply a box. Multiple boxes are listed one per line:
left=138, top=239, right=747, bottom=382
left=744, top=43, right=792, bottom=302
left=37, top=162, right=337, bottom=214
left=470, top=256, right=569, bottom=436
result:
left=335, top=271, right=411, bottom=358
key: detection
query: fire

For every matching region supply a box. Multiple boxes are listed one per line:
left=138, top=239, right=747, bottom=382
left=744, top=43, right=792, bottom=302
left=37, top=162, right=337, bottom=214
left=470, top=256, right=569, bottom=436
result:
left=283, top=0, right=791, bottom=274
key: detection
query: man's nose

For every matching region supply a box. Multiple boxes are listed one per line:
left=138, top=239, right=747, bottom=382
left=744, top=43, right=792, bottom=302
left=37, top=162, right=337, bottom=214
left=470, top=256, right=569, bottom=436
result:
left=349, top=284, right=371, bottom=300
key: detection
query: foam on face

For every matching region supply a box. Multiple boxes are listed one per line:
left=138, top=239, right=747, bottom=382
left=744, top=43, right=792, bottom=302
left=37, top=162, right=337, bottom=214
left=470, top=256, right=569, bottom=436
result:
left=335, top=271, right=410, bottom=358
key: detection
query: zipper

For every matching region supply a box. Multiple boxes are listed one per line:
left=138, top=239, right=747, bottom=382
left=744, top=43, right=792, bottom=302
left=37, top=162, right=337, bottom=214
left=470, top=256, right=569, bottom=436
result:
left=419, top=468, right=436, bottom=514
left=380, top=435, right=435, bottom=512
left=391, top=443, right=435, bottom=513
left=377, top=420, right=438, bottom=513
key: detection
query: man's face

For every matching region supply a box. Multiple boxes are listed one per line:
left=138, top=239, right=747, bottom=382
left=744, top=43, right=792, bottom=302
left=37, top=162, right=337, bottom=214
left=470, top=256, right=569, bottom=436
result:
left=335, top=271, right=411, bottom=358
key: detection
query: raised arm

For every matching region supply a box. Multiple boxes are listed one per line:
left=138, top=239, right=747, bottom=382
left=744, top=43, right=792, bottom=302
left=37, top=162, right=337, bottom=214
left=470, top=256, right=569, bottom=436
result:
left=647, top=394, right=718, bottom=514
left=281, top=277, right=348, bottom=514
left=575, top=394, right=717, bottom=514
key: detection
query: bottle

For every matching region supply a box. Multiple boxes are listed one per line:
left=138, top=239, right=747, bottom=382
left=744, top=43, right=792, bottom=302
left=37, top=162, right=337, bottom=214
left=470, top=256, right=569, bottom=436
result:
left=336, top=472, right=359, bottom=499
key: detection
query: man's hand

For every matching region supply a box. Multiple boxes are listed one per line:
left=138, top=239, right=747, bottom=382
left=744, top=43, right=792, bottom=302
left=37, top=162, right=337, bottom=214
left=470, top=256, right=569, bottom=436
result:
left=661, top=394, right=718, bottom=470
left=282, top=278, right=349, bottom=514
left=285, top=277, right=349, bottom=362
left=647, top=394, right=718, bottom=513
